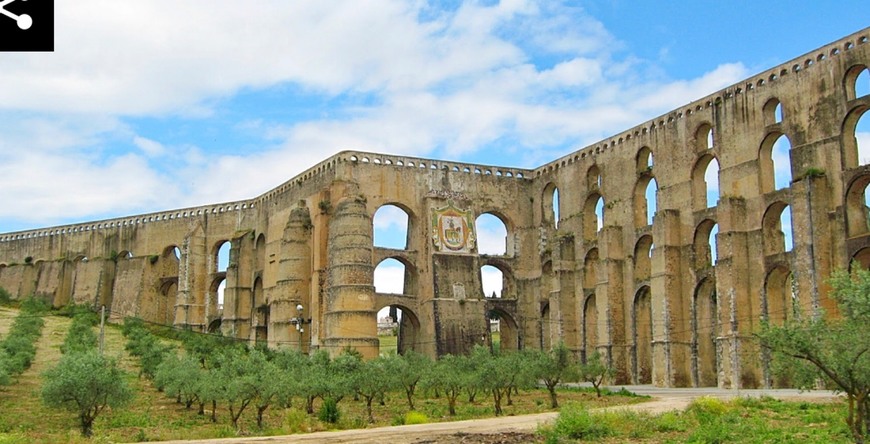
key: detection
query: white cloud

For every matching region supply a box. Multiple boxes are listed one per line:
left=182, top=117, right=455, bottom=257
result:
left=0, top=2, right=758, bottom=229
left=481, top=265, right=503, bottom=298
left=374, top=260, right=405, bottom=294
left=133, top=136, right=166, bottom=157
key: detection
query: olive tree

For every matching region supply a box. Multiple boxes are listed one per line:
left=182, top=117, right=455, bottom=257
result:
left=759, top=268, right=870, bottom=443
left=41, top=350, right=133, bottom=437
left=531, top=342, right=580, bottom=408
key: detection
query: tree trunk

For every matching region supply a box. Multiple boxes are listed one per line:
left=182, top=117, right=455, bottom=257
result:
left=366, top=397, right=375, bottom=424
left=492, top=389, right=503, bottom=416
left=80, top=414, right=94, bottom=437
left=448, top=396, right=456, bottom=416
left=548, top=385, right=558, bottom=408
left=306, top=396, right=315, bottom=414
left=257, top=405, right=268, bottom=429
left=211, top=400, right=217, bottom=422
left=406, top=388, right=415, bottom=410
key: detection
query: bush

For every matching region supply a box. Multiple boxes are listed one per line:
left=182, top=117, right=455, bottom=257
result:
left=318, top=398, right=340, bottom=424
left=404, top=411, right=429, bottom=425
left=687, top=396, right=730, bottom=420
left=542, top=403, right=614, bottom=441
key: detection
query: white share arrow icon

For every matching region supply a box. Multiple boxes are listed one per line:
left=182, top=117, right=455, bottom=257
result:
left=0, top=0, right=32, bottom=30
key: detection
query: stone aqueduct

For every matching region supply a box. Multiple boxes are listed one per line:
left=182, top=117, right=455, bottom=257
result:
left=2, top=28, right=870, bottom=389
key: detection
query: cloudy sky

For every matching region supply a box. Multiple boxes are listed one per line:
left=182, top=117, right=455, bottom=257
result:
left=1, top=0, right=868, bottom=238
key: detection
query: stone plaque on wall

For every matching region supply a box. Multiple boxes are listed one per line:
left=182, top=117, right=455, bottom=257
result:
left=431, top=201, right=476, bottom=253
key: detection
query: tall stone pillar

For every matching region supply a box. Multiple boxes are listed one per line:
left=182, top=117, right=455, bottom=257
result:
left=650, top=209, right=685, bottom=386
left=174, top=225, right=207, bottom=330
left=271, top=202, right=312, bottom=351
left=715, top=197, right=759, bottom=388
left=596, top=225, right=628, bottom=383
left=222, top=232, right=255, bottom=340
left=554, top=236, right=580, bottom=353
left=323, top=196, right=378, bottom=358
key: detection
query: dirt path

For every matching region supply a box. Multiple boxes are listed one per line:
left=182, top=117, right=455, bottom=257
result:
left=147, top=386, right=840, bottom=444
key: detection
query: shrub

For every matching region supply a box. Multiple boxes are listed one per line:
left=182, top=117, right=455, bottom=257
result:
left=541, top=403, right=614, bottom=442
left=318, top=398, right=340, bottom=424
left=404, top=411, right=429, bottom=425
left=687, top=396, right=730, bottom=420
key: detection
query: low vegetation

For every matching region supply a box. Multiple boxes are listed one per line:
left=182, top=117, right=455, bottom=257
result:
left=539, top=396, right=851, bottom=443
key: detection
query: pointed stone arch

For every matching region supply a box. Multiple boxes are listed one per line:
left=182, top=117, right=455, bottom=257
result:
left=692, top=278, right=718, bottom=387
left=762, top=202, right=793, bottom=256
left=632, top=286, right=653, bottom=384
left=759, top=132, right=793, bottom=193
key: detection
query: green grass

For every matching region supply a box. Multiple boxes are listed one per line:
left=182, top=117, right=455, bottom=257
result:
left=539, top=396, right=852, bottom=443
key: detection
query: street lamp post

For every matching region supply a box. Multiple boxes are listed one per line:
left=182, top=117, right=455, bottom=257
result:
left=290, top=304, right=306, bottom=352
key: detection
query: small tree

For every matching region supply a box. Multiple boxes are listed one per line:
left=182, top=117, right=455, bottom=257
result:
left=383, top=351, right=429, bottom=410
left=213, top=348, right=260, bottom=430
left=354, top=357, right=395, bottom=423
left=422, top=354, right=465, bottom=416
left=41, top=350, right=133, bottom=437
left=759, top=268, right=870, bottom=443
left=532, top=342, right=580, bottom=408
left=579, top=351, right=614, bottom=397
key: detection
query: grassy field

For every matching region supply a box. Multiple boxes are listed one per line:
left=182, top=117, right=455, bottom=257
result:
left=540, top=395, right=853, bottom=443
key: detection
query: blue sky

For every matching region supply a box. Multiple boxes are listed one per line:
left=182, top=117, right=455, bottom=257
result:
left=0, top=0, right=867, bottom=236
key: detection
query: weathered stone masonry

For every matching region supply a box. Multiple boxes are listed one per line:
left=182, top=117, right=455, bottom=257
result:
left=1, top=28, right=869, bottom=388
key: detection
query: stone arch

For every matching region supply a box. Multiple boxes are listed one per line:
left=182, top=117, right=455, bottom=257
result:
left=583, top=193, right=604, bottom=241
left=762, top=202, right=793, bottom=255
left=117, top=250, right=133, bottom=260
left=374, top=257, right=417, bottom=296
left=842, top=104, right=870, bottom=168
left=844, top=64, right=870, bottom=101
left=845, top=174, right=870, bottom=237
left=634, top=235, right=653, bottom=283
left=485, top=307, right=519, bottom=352
left=759, top=132, right=793, bottom=193
left=632, top=286, right=653, bottom=384
left=693, top=219, right=719, bottom=269
left=634, top=175, right=658, bottom=228
left=692, top=154, right=719, bottom=210
left=692, top=278, right=718, bottom=387
left=582, top=293, right=597, bottom=363
left=375, top=303, right=421, bottom=355
left=587, top=165, right=601, bottom=190
left=851, top=247, right=870, bottom=270
left=764, top=265, right=795, bottom=325
left=481, top=259, right=515, bottom=300
left=209, top=275, right=226, bottom=313
left=476, top=211, right=511, bottom=255
left=214, top=240, right=231, bottom=309
left=694, top=123, right=714, bottom=152
left=373, top=203, right=413, bottom=250
left=255, top=233, right=266, bottom=272
left=636, top=146, right=654, bottom=174
left=763, top=97, right=784, bottom=125
left=542, top=183, right=560, bottom=229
